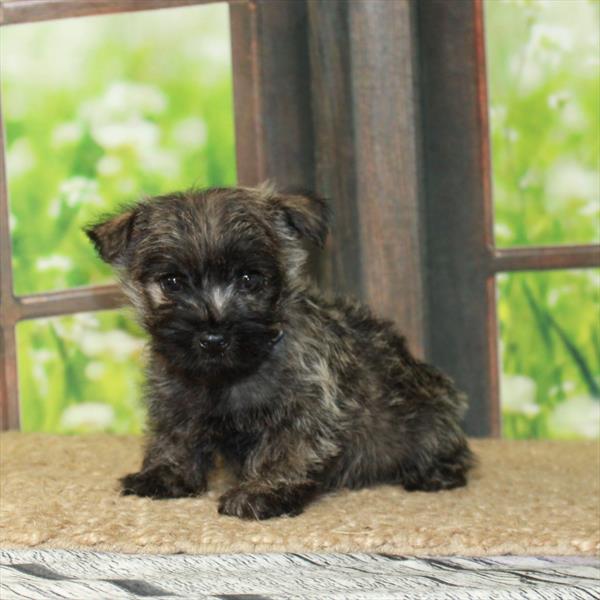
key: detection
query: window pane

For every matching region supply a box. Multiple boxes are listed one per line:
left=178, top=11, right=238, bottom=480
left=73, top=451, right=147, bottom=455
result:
left=485, top=0, right=599, bottom=247
left=17, top=310, right=145, bottom=434
left=498, top=269, right=599, bottom=439
left=1, top=4, right=235, bottom=295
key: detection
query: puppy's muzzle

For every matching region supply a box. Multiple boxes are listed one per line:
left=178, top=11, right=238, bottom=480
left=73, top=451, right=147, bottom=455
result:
left=198, top=332, right=230, bottom=356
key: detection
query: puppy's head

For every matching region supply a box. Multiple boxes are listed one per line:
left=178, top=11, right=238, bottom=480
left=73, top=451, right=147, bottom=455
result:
left=85, top=185, right=327, bottom=379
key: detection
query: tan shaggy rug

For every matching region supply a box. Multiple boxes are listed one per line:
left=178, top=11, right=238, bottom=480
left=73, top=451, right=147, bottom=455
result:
left=0, top=433, right=598, bottom=556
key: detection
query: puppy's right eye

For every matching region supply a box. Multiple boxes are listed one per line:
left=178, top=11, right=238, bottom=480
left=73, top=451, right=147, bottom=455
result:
left=160, top=274, right=184, bottom=294
left=238, top=272, right=264, bottom=292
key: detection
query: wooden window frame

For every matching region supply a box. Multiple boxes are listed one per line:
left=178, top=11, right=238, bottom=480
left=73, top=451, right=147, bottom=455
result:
left=1, top=0, right=599, bottom=434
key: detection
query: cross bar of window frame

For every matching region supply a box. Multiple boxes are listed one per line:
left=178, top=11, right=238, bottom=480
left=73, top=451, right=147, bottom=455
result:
left=491, top=245, right=600, bottom=273
left=0, top=0, right=243, bottom=26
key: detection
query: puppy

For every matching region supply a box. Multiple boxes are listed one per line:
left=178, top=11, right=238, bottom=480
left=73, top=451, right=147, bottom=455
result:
left=86, top=185, right=474, bottom=519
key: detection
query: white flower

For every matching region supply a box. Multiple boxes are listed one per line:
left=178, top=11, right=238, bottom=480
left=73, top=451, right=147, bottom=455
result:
left=547, top=91, right=571, bottom=110
left=494, top=223, right=512, bottom=241
left=501, top=374, right=540, bottom=417
left=29, top=349, right=54, bottom=364
left=32, top=364, right=49, bottom=396
left=561, top=102, right=586, bottom=130
left=6, top=139, right=35, bottom=177
left=516, top=24, right=575, bottom=93
left=583, top=270, right=600, bottom=289
left=79, top=82, right=167, bottom=125
left=72, top=313, right=101, bottom=331
left=30, top=350, right=54, bottom=397
left=85, top=361, right=106, bottom=381
left=1, top=19, right=101, bottom=89
left=61, top=402, right=115, bottom=431
left=36, top=255, right=73, bottom=272
left=57, top=177, right=102, bottom=208
left=96, top=155, right=122, bottom=177
left=172, top=117, right=207, bottom=149
left=489, top=104, right=507, bottom=127
left=584, top=55, right=600, bottom=69
left=546, top=161, right=599, bottom=208
left=579, top=196, right=600, bottom=218
left=117, top=178, right=136, bottom=195
left=548, top=396, right=600, bottom=439
left=182, top=32, right=231, bottom=75
left=48, top=199, right=60, bottom=218
left=547, top=92, right=586, bottom=129
left=49, top=313, right=100, bottom=342
left=139, top=148, right=180, bottom=179
left=102, top=81, right=167, bottom=116
left=549, top=381, right=577, bottom=397
left=518, top=170, right=539, bottom=191
left=52, top=122, right=83, bottom=147
left=80, top=330, right=144, bottom=361
left=91, top=117, right=159, bottom=151
left=548, top=289, right=560, bottom=307
left=515, top=57, right=544, bottom=93
left=529, top=24, right=573, bottom=54
left=505, top=128, right=520, bottom=143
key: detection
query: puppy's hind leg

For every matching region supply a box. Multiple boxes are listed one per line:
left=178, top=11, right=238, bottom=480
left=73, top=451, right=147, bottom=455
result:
left=399, top=438, right=474, bottom=492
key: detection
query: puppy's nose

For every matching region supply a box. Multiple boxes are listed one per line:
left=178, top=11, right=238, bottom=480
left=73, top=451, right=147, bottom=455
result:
left=198, top=332, right=230, bottom=355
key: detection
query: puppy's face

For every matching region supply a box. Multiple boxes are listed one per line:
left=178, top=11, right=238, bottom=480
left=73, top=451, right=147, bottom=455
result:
left=86, top=186, right=327, bottom=379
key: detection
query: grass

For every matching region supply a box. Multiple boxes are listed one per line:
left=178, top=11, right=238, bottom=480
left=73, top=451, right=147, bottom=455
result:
left=485, top=0, right=599, bottom=438
left=2, top=4, right=235, bottom=433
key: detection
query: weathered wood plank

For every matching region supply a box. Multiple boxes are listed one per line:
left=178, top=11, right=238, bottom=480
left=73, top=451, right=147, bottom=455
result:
left=230, top=0, right=314, bottom=188
left=417, top=0, right=499, bottom=436
left=18, top=285, right=126, bottom=321
left=492, top=245, right=600, bottom=273
left=308, top=0, right=426, bottom=357
left=0, top=98, right=19, bottom=430
left=0, top=0, right=231, bottom=26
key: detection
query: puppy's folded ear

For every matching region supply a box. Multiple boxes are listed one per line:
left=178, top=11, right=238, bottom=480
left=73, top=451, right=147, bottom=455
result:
left=85, top=208, right=137, bottom=265
left=275, top=188, right=329, bottom=247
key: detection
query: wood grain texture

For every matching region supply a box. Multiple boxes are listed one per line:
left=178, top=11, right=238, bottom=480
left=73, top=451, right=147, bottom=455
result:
left=230, top=0, right=314, bottom=188
left=17, top=285, right=126, bottom=320
left=308, top=0, right=426, bottom=357
left=0, top=98, right=19, bottom=430
left=0, top=0, right=232, bottom=25
left=492, top=245, right=600, bottom=273
left=417, top=0, right=499, bottom=436
left=0, top=325, right=19, bottom=430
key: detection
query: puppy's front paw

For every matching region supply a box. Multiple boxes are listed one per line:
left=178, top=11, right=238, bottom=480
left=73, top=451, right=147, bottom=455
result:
left=120, top=465, right=200, bottom=499
left=218, top=484, right=305, bottom=520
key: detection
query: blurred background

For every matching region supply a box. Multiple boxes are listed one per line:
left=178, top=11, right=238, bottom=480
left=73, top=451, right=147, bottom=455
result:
left=1, top=0, right=598, bottom=438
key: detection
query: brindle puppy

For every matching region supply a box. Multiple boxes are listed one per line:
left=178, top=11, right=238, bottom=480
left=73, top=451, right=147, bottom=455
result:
left=86, top=185, right=474, bottom=519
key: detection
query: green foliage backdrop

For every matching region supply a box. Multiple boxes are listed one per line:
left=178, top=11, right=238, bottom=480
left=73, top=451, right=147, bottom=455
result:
left=2, top=5, right=235, bottom=433
left=486, top=0, right=599, bottom=439
left=1, top=0, right=598, bottom=438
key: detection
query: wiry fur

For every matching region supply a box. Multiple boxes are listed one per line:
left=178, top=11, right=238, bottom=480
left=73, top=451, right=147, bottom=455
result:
left=86, top=185, right=474, bottom=520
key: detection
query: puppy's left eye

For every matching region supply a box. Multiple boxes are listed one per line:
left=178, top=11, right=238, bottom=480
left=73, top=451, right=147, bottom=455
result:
left=160, top=274, right=184, bottom=294
left=238, top=272, right=264, bottom=292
